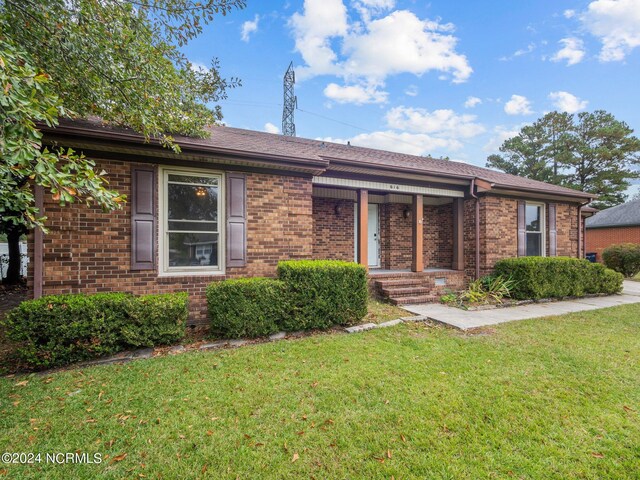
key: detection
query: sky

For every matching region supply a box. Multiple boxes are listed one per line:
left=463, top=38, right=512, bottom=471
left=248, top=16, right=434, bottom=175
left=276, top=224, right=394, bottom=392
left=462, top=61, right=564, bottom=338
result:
left=183, top=0, right=640, bottom=196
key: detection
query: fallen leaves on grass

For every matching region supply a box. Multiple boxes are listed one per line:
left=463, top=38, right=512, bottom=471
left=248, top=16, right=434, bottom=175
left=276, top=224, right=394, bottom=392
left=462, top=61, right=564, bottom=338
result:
left=291, top=453, right=299, bottom=463
left=111, top=453, right=128, bottom=463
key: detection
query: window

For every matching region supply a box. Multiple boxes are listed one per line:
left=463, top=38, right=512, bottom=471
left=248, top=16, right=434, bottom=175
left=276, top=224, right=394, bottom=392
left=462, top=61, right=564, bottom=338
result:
left=161, top=169, right=223, bottom=274
left=525, top=202, right=545, bottom=256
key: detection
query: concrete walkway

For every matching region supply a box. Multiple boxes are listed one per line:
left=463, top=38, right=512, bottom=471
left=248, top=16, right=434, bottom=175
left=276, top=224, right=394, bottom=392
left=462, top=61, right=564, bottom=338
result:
left=404, top=280, right=640, bottom=330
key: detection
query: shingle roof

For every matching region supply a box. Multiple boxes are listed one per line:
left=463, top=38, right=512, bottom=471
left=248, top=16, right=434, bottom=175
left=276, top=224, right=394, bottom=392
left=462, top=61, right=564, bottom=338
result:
left=49, top=118, right=593, bottom=199
left=586, top=199, right=640, bottom=228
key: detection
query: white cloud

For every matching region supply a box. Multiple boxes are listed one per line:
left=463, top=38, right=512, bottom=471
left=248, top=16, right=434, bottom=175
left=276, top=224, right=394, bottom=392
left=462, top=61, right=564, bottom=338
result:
left=385, top=106, right=485, bottom=138
left=189, top=61, right=208, bottom=73
left=548, top=91, right=589, bottom=113
left=580, top=0, right=640, bottom=61
left=483, top=125, right=525, bottom=153
left=320, top=131, right=457, bottom=155
left=551, top=37, right=586, bottom=65
left=504, top=95, right=533, bottom=115
left=318, top=105, right=485, bottom=156
left=564, top=9, right=576, bottom=18
left=323, top=82, right=388, bottom=104
left=404, top=84, right=419, bottom=97
left=356, top=0, right=396, bottom=9
left=499, top=43, right=536, bottom=61
left=353, top=0, right=396, bottom=21
left=464, top=96, right=482, bottom=108
left=241, top=15, right=260, bottom=42
left=264, top=122, right=280, bottom=134
left=342, top=10, right=472, bottom=84
left=290, top=0, right=472, bottom=91
left=289, top=0, right=348, bottom=77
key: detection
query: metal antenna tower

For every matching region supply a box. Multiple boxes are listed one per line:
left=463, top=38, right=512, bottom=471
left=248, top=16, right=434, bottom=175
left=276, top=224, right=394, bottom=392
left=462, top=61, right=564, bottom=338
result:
left=282, top=62, right=297, bottom=137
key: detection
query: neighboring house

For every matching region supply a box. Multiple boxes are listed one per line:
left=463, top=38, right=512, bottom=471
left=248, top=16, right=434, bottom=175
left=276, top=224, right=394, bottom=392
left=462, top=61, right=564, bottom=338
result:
left=0, top=242, right=28, bottom=279
left=585, top=199, right=640, bottom=262
left=28, top=118, right=594, bottom=324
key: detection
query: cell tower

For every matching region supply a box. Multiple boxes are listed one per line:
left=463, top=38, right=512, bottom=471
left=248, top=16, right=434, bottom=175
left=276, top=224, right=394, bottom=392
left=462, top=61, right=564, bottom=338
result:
left=282, top=62, right=297, bottom=137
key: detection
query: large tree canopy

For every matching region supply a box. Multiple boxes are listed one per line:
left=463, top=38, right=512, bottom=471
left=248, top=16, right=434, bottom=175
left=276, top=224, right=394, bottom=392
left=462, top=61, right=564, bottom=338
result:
left=487, top=111, right=640, bottom=209
left=0, top=0, right=244, bottom=283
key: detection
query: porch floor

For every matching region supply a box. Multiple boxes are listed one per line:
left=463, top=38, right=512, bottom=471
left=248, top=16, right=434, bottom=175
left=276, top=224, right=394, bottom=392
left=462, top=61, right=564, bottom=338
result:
left=368, top=267, right=459, bottom=276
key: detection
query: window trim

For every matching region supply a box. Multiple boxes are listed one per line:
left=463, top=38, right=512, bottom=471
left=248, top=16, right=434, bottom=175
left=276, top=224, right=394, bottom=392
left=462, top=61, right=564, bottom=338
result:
left=158, top=166, right=225, bottom=277
left=525, top=201, right=546, bottom=257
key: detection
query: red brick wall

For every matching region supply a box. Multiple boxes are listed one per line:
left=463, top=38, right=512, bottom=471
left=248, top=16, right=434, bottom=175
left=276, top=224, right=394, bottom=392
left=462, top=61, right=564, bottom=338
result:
left=312, top=198, right=354, bottom=261
left=28, top=159, right=314, bottom=325
left=424, top=203, right=453, bottom=269
left=380, top=203, right=412, bottom=269
left=586, top=226, right=640, bottom=262
left=462, top=195, right=581, bottom=279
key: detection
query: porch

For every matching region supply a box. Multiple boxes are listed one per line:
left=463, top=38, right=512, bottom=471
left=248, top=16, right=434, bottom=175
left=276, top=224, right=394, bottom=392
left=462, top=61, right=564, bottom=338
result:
left=312, top=177, right=471, bottom=304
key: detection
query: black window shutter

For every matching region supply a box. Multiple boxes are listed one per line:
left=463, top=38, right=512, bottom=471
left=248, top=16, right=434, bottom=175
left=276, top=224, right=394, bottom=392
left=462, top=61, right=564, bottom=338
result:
left=226, top=173, right=247, bottom=267
left=517, top=200, right=526, bottom=257
left=131, top=166, right=156, bottom=270
left=548, top=203, right=557, bottom=256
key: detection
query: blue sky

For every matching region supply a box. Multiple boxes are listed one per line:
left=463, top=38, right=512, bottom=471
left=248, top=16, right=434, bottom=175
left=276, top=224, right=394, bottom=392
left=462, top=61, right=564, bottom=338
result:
left=184, top=0, right=640, bottom=195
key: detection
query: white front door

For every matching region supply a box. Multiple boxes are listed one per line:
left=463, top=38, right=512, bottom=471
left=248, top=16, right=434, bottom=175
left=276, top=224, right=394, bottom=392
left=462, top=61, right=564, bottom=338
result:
left=354, top=203, right=381, bottom=267
left=367, top=204, right=380, bottom=267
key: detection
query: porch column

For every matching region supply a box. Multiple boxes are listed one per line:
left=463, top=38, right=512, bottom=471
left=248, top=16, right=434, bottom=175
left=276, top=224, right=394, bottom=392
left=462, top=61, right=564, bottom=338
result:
left=411, top=194, right=424, bottom=272
left=452, top=198, right=464, bottom=271
left=356, top=189, right=368, bottom=268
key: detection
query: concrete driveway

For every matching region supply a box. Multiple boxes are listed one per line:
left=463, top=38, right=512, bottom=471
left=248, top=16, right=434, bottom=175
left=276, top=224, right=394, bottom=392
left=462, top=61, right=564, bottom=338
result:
left=403, top=280, right=640, bottom=331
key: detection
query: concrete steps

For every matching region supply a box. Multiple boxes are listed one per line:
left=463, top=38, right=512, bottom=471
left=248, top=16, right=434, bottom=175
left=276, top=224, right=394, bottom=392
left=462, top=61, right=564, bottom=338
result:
left=371, top=269, right=466, bottom=305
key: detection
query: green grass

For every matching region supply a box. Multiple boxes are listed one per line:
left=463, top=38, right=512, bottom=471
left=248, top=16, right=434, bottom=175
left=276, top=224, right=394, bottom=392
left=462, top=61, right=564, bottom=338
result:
left=1, top=304, right=639, bottom=479
left=365, top=297, right=409, bottom=323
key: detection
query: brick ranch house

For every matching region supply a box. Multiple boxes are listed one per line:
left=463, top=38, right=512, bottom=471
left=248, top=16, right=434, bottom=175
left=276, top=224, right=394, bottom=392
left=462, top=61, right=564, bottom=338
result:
left=586, top=199, right=640, bottom=262
left=28, top=118, right=594, bottom=325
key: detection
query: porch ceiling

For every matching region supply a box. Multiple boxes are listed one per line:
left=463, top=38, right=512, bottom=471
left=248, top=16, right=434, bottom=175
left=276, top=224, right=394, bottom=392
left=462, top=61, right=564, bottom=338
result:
left=312, top=176, right=465, bottom=198
left=312, top=187, right=454, bottom=205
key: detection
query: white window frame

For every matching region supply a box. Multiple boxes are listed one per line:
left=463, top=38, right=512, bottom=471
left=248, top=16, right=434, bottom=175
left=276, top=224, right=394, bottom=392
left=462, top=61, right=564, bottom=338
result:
left=525, top=201, right=546, bottom=257
left=158, top=166, right=225, bottom=276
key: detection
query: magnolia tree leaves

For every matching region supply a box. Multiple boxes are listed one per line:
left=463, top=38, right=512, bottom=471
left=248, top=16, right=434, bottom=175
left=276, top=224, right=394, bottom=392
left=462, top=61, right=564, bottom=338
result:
left=0, top=0, right=245, bottom=230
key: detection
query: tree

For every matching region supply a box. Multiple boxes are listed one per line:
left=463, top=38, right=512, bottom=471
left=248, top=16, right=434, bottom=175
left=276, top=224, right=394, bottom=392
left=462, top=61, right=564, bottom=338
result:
left=0, top=0, right=244, bottom=284
left=487, top=111, right=640, bottom=210
left=563, top=111, right=640, bottom=208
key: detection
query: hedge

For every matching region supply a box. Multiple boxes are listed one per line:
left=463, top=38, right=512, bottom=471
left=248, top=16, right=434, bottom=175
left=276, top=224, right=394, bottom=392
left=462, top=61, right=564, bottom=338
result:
left=2, top=292, right=188, bottom=369
left=603, top=243, right=640, bottom=278
left=277, top=260, right=368, bottom=330
left=206, top=278, right=289, bottom=338
left=493, top=257, right=623, bottom=300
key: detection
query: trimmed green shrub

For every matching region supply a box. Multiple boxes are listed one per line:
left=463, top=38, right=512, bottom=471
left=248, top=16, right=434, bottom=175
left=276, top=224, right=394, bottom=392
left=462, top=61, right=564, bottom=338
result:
left=2, top=292, right=188, bottom=369
left=277, top=260, right=368, bottom=330
left=121, top=293, right=189, bottom=347
left=207, top=278, right=288, bottom=338
left=602, top=243, right=640, bottom=278
left=493, top=257, right=623, bottom=300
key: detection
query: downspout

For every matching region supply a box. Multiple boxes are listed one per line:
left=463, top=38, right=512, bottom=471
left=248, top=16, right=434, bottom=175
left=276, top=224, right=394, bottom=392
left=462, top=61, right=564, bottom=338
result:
left=470, top=178, right=480, bottom=280
left=577, top=198, right=591, bottom=259
left=33, top=185, right=44, bottom=299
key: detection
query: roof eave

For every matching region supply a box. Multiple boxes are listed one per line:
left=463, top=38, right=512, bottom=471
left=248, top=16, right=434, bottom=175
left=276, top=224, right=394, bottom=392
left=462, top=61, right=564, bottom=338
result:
left=39, top=123, right=330, bottom=172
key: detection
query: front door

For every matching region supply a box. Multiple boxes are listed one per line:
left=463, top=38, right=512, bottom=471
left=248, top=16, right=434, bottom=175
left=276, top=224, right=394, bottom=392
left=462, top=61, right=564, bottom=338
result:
left=367, top=204, right=380, bottom=267
left=354, top=203, right=381, bottom=267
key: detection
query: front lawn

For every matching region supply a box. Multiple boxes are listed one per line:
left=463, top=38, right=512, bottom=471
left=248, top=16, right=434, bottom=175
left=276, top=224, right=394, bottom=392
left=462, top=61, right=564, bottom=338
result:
left=365, top=297, right=409, bottom=323
left=1, top=304, right=639, bottom=479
